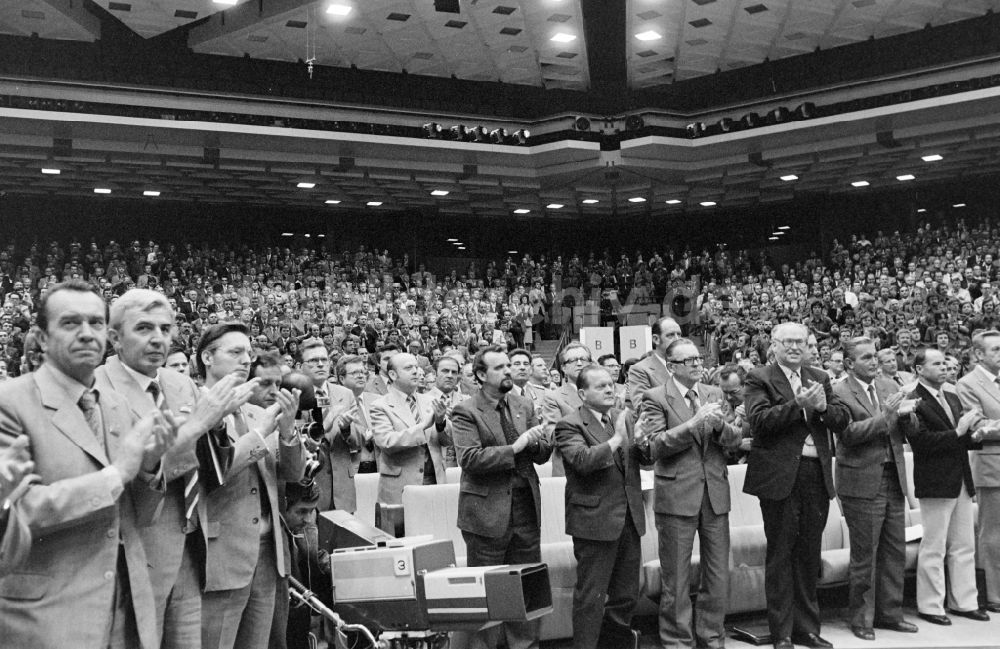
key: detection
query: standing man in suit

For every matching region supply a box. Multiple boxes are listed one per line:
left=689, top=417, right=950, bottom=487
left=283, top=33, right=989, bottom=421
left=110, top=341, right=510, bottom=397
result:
left=744, top=322, right=849, bottom=649
left=510, top=348, right=544, bottom=407
left=956, top=330, right=1000, bottom=613
left=832, top=337, right=918, bottom=640
left=909, top=348, right=989, bottom=624
left=555, top=364, right=650, bottom=649
left=452, top=345, right=551, bottom=649
left=877, top=349, right=915, bottom=389
left=645, top=338, right=740, bottom=649
left=198, top=323, right=308, bottom=649
left=370, top=352, right=449, bottom=505
left=426, top=354, right=469, bottom=468
left=626, top=316, right=681, bottom=407
left=300, top=340, right=364, bottom=513
left=0, top=280, right=168, bottom=649
left=541, top=342, right=592, bottom=475
left=96, top=289, right=251, bottom=649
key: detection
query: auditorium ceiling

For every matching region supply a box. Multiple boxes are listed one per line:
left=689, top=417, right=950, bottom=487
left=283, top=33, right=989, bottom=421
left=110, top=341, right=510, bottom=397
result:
left=2, top=0, right=1000, bottom=91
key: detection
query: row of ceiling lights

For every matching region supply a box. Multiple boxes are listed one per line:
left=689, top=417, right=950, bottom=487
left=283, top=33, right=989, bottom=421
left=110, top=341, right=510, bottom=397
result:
left=779, top=153, right=944, bottom=187
left=767, top=225, right=791, bottom=242
left=423, top=123, right=531, bottom=144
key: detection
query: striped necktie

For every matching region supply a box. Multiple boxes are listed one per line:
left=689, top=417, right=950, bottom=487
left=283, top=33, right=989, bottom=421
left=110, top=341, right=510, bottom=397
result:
left=149, top=380, right=199, bottom=529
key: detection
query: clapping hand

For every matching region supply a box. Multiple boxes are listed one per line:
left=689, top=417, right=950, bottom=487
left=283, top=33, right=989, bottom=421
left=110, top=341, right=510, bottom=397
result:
left=0, top=437, right=34, bottom=502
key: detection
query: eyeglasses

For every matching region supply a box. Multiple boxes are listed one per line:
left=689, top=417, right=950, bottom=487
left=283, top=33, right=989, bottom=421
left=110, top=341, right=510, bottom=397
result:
left=343, top=370, right=366, bottom=377
left=775, top=338, right=806, bottom=348
left=302, top=358, right=330, bottom=365
left=563, top=356, right=590, bottom=365
left=669, top=356, right=704, bottom=366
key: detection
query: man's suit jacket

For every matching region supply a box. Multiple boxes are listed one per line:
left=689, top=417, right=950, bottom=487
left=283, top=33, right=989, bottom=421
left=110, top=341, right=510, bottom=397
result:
left=541, top=382, right=583, bottom=475
left=203, top=402, right=307, bottom=592
left=956, top=367, right=1000, bottom=488
left=370, top=387, right=450, bottom=505
left=0, top=364, right=158, bottom=649
left=645, top=381, right=740, bottom=516
left=554, top=406, right=648, bottom=541
left=832, top=375, right=908, bottom=499
left=95, top=355, right=209, bottom=637
left=453, top=391, right=552, bottom=537
left=0, top=478, right=31, bottom=578
left=314, top=381, right=365, bottom=513
left=907, top=382, right=981, bottom=499
left=743, top=363, right=849, bottom=501
left=626, top=353, right=670, bottom=407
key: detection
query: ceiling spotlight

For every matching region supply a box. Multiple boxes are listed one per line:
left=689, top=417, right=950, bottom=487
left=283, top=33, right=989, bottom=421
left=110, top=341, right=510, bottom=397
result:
left=281, top=232, right=294, bottom=237
left=423, top=122, right=443, bottom=138
left=508, top=250, right=518, bottom=254
left=574, top=116, right=591, bottom=131
left=297, top=182, right=316, bottom=189
left=768, top=236, right=779, bottom=241
left=324, top=199, right=341, bottom=204
left=367, top=201, right=382, bottom=206
left=326, top=3, right=352, bottom=15
left=896, top=174, right=915, bottom=181
left=546, top=203, right=564, bottom=209
left=212, top=0, right=239, bottom=5
left=851, top=180, right=870, bottom=187
left=686, top=122, right=705, bottom=138
left=718, top=117, right=736, bottom=133
left=41, top=168, right=60, bottom=175
left=431, top=190, right=450, bottom=196
left=93, top=188, right=112, bottom=194
left=780, top=174, right=798, bottom=181
left=635, top=30, right=662, bottom=41
left=449, top=125, right=469, bottom=140
left=513, top=129, right=530, bottom=144
left=513, top=208, right=531, bottom=214
left=740, top=113, right=761, bottom=129
left=489, top=128, right=508, bottom=144
left=447, top=238, right=458, bottom=242
left=778, top=226, right=790, bottom=230
left=665, top=199, right=682, bottom=205
left=143, top=190, right=161, bottom=197
left=628, top=197, right=646, bottom=203
left=917, top=208, right=927, bottom=213
left=700, top=201, right=717, bottom=207
left=550, top=32, right=576, bottom=43
left=456, top=246, right=466, bottom=250
left=472, top=126, right=489, bottom=142
left=954, top=203, right=966, bottom=208
left=767, top=107, right=791, bottom=123
left=921, top=154, right=943, bottom=162
left=582, top=199, right=599, bottom=204
left=452, top=241, right=463, bottom=246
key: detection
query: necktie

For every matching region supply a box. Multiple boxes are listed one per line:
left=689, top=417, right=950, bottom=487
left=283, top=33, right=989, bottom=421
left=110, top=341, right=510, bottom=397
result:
left=686, top=388, right=700, bottom=413
left=603, top=414, right=624, bottom=465
left=147, top=380, right=164, bottom=409
left=788, top=370, right=802, bottom=393
left=409, top=395, right=436, bottom=484
left=789, top=370, right=817, bottom=455
left=315, top=388, right=329, bottom=409
left=497, top=398, right=520, bottom=446
left=894, top=375, right=903, bottom=386
left=867, top=384, right=879, bottom=410
left=938, top=391, right=956, bottom=426
left=150, top=381, right=200, bottom=529
left=78, top=389, right=103, bottom=443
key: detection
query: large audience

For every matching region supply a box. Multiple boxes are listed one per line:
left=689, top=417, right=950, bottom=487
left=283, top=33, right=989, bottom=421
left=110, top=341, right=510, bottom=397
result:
left=2, top=214, right=1000, bottom=649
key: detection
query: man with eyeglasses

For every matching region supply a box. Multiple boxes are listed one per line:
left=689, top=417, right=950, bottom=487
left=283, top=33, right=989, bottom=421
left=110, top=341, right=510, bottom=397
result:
left=300, top=340, right=365, bottom=514
left=541, top=341, right=593, bottom=476
left=627, top=316, right=681, bottom=408
left=644, top=338, right=740, bottom=648
left=197, top=323, right=306, bottom=649
left=744, top=323, right=849, bottom=649
left=598, top=353, right=627, bottom=410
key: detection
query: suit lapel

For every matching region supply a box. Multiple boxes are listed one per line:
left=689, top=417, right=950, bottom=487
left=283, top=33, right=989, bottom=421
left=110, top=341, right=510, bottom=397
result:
left=848, top=377, right=876, bottom=417
left=387, top=389, right=416, bottom=427
left=662, top=379, right=692, bottom=422
left=915, top=383, right=952, bottom=428
left=475, top=394, right=507, bottom=447
left=771, top=363, right=797, bottom=403
left=975, top=372, right=1000, bottom=409
left=580, top=406, right=611, bottom=445
left=107, top=356, right=153, bottom=419
left=36, top=365, right=110, bottom=466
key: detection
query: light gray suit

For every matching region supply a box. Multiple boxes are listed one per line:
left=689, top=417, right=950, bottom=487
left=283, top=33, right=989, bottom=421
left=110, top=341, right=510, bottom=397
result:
left=0, top=364, right=159, bottom=649
left=626, top=353, right=670, bottom=408
left=956, top=365, right=1000, bottom=607
left=96, top=355, right=208, bottom=649
left=645, top=380, right=739, bottom=649
left=540, top=382, right=583, bottom=476
left=201, top=402, right=307, bottom=649
left=314, top=380, right=365, bottom=513
left=370, top=386, right=450, bottom=505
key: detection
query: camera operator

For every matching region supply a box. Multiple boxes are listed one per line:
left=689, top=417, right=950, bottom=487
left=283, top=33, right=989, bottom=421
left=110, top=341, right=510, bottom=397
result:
left=299, top=340, right=365, bottom=514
